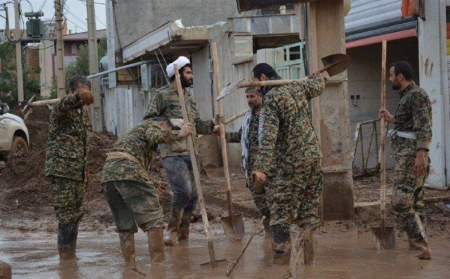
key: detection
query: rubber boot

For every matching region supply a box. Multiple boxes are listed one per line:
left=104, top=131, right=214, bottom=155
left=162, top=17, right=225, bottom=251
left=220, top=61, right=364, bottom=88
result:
left=119, top=232, right=135, bottom=265
left=411, top=239, right=431, bottom=260
left=58, top=222, right=79, bottom=260
left=177, top=210, right=192, bottom=242
left=303, top=231, right=317, bottom=265
left=271, top=225, right=291, bottom=265
left=260, top=208, right=271, bottom=239
left=164, top=208, right=183, bottom=246
left=147, top=228, right=166, bottom=264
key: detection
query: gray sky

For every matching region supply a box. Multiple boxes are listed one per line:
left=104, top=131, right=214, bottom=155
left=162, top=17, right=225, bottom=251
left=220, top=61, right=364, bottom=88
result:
left=1, top=0, right=107, bottom=33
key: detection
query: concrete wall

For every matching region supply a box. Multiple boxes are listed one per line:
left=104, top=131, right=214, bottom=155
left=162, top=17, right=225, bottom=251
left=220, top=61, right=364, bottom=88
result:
left=347, top=37, right=419, bottom=170
left=112, top=0, right=244, bottom=48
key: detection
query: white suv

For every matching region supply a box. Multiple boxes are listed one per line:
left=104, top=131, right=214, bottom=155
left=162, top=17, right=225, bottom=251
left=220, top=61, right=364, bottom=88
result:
left=0, top=104, right=29, bottom=170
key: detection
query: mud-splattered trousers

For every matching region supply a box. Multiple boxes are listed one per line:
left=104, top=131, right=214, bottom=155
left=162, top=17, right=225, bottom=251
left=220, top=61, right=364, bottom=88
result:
left=162, top=155, right=199, bottom=222
left=391, top=139, right=429, bottom=242
left=390, top=82, right=432, bottom=242
left=265, top=158, right=323, bottom=228
left=103, top=180, right=164, bottom=232
left=50, top=177, right=86, bottom=224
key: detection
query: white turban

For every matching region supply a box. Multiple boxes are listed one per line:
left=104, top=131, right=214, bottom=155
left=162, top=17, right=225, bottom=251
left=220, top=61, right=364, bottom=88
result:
left=166, top=56, right=190, bottom=78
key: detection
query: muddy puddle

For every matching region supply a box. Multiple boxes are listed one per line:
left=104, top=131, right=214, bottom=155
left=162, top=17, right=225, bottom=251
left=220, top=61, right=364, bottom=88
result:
left=1, top=220, right=449, bottom=279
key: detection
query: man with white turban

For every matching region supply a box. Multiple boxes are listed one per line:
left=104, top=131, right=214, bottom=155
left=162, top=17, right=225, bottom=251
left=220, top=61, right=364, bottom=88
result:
left=144, top=56, right=214, bottom=246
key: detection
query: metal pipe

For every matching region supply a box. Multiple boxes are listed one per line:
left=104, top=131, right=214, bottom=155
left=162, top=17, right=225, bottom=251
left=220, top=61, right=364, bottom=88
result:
left=86, top=60, right=151, bottom=79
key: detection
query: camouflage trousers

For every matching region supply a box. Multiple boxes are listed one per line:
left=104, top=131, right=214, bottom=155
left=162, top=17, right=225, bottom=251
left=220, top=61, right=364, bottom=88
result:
left=102, top=180, right=164, bottom=233
left=266, top=158, right=323, bottom=228
left=50, top=176, right=86, bottom=224
left=247, top=179, right=269, bottom=213
left=391, top=155, right=429, bottom=241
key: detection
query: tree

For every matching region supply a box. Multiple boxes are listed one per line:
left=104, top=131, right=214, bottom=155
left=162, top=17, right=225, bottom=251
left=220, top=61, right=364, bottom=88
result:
left=0, top=42, right=40, bottom=109
left=64, top=38, right=107, bottom=93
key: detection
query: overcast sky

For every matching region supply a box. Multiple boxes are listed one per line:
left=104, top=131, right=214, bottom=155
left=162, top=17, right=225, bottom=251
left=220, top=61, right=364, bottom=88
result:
left=1, top=0, right=107, bottom=33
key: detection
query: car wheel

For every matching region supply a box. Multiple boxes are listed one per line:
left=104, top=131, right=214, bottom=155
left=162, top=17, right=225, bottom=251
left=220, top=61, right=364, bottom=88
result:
left=11, top=136, right=29, bottom=156
left=8, top=136, right=29, bottom=174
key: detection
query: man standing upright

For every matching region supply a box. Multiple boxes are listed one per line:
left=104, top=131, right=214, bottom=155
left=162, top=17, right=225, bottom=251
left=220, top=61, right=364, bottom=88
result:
left=45, top=76, right=94, bottom=260
left=144, top=56, right=214, bottom=246
left=379, top=61, right=432, bottom=260
left=251, top=63, right=327, bottom=265
left=217, top=87, right=270, bottom=236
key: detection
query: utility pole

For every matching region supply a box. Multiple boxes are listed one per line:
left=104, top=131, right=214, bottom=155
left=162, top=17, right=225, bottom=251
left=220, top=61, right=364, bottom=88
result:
left=87, top=0, right=103, bottom=131
left=14, top=0, right=24, bottom=102
left=55, top=0, right=65, bottom=98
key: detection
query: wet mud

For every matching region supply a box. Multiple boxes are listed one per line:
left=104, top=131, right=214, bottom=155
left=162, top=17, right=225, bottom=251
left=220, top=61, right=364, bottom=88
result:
left=1, top=220, right=449, bottom=279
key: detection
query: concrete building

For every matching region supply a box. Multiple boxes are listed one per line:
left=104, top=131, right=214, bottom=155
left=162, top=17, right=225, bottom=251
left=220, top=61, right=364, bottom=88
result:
left=100, top=0, right=450, bottom=221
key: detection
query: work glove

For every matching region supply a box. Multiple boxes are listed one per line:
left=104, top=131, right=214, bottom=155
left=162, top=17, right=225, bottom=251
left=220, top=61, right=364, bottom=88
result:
left=179, top=123, right=193, bottom=138
left=78, top=88, right=94, bottom=106
left=252, top=170, right=267, bottom=190
left=213, top=125, right=220, bottom=136
left=170, top=118, right=184, bottom=129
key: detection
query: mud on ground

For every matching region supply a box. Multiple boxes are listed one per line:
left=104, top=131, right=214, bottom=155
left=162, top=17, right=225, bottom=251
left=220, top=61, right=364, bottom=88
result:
left=1, top=106, right=450, bottom=239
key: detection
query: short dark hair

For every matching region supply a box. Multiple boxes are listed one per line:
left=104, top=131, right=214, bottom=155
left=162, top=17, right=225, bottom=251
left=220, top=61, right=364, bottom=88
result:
left=391, top=61, right=413, bottom=81
left=69, top=76, right=90, bottom=92
left=152, top=116, right=171, bottom=127
left=169, top=64, right=192, bottom=82
left=245, top=87, right=257, bottom=93
left=252, top=63, right=279, bottom=80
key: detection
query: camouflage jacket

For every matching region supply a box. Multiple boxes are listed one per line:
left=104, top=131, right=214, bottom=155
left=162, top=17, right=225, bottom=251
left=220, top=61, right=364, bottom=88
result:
left=391, top=82, right=432, bottom=157
left=254, top=75, right=325, bottom=175
left=226, top=110, right=260, bottom=178
left=143, top=86, right=213, bottom=158
left=101, top=120, right=183, bottom=184
left=45, top=94, right=90, bottom=181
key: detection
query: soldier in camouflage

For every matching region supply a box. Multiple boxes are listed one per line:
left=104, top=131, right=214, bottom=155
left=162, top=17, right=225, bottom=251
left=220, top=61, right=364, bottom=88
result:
left=379, top=61, right=432, bottom=260
left=143, top=56, right=214, bottom=246
left=217, top=87, right=271, bottom=237
left=251, top=63, right=328, bottom=265
left=45, top=76, right=94, bottom=260
left=101, top=117, right=193, bottom=266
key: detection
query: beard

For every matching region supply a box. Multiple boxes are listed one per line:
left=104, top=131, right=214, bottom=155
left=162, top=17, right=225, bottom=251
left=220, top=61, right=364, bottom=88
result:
left=392, top=83, right=400, bottom=90
left=181, top=75, right=193, bottom=88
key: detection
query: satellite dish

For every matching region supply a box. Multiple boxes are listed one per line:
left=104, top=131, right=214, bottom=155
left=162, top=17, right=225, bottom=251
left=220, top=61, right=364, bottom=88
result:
left=99, top=56, right=108, bottom=71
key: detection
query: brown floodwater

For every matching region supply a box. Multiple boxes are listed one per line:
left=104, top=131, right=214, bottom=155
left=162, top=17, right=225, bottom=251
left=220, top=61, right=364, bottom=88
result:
left=0, top=220, right=449, bottom=279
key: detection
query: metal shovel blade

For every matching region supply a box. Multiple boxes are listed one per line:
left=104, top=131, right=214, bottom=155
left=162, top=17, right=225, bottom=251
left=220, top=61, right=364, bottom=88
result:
left=221, top=214, right=245, bottom=242
left=371, top=226, right=395, bottom=250
left=216, top=78, right=245, bottom=101
left=320, top=53, right=351, bottom=77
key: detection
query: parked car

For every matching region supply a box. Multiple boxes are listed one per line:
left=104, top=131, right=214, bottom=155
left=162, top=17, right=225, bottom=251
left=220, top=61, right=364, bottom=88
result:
left=0, top=103, right=29, bottom=171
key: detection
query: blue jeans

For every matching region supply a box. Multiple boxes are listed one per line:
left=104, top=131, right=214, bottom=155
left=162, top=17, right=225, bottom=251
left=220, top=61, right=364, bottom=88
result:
left=162, top=156, right=199, bottom=213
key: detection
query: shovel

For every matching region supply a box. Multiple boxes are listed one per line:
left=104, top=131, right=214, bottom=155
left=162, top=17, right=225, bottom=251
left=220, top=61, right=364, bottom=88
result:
left=371, top=40, right=395, bottom=249
left=216, top=53, right=352, bottom=100
left=211, top=42, right=245, bottom=242
left=174, top=65, right=218, bottom=267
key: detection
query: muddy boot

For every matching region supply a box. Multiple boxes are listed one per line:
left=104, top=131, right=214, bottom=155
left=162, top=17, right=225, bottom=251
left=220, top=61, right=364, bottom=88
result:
left=411, top=239, right=431, bottom=260
left=58, top=222, right=79, bottom=260
left=119, top=232, right=135, bottom=266
left=408, top=239, right=420, bottom=251
left=164, top=209, right=183, bottom=246
left=303, top=231, right=317, bottom=265
left=177, top=210, right=192, bottom=242
left=271, top=225, right=291, bottom=265
left=260, top=208, right=271, bottom=239
left=147, top=228, right=166, bottom=264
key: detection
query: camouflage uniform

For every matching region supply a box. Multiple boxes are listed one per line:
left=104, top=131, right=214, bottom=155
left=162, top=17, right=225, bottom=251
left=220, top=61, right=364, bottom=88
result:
left=390, top=81, right=432, bottom=241
left=101, top=120, right=183, bottom=232
left=45, top=94, right=90, bottom=224
left=253, top=75, right=325, bottom=254
left=226, top=111, right=268, bottom=215
left=144, top=86, right=213, bottom=236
